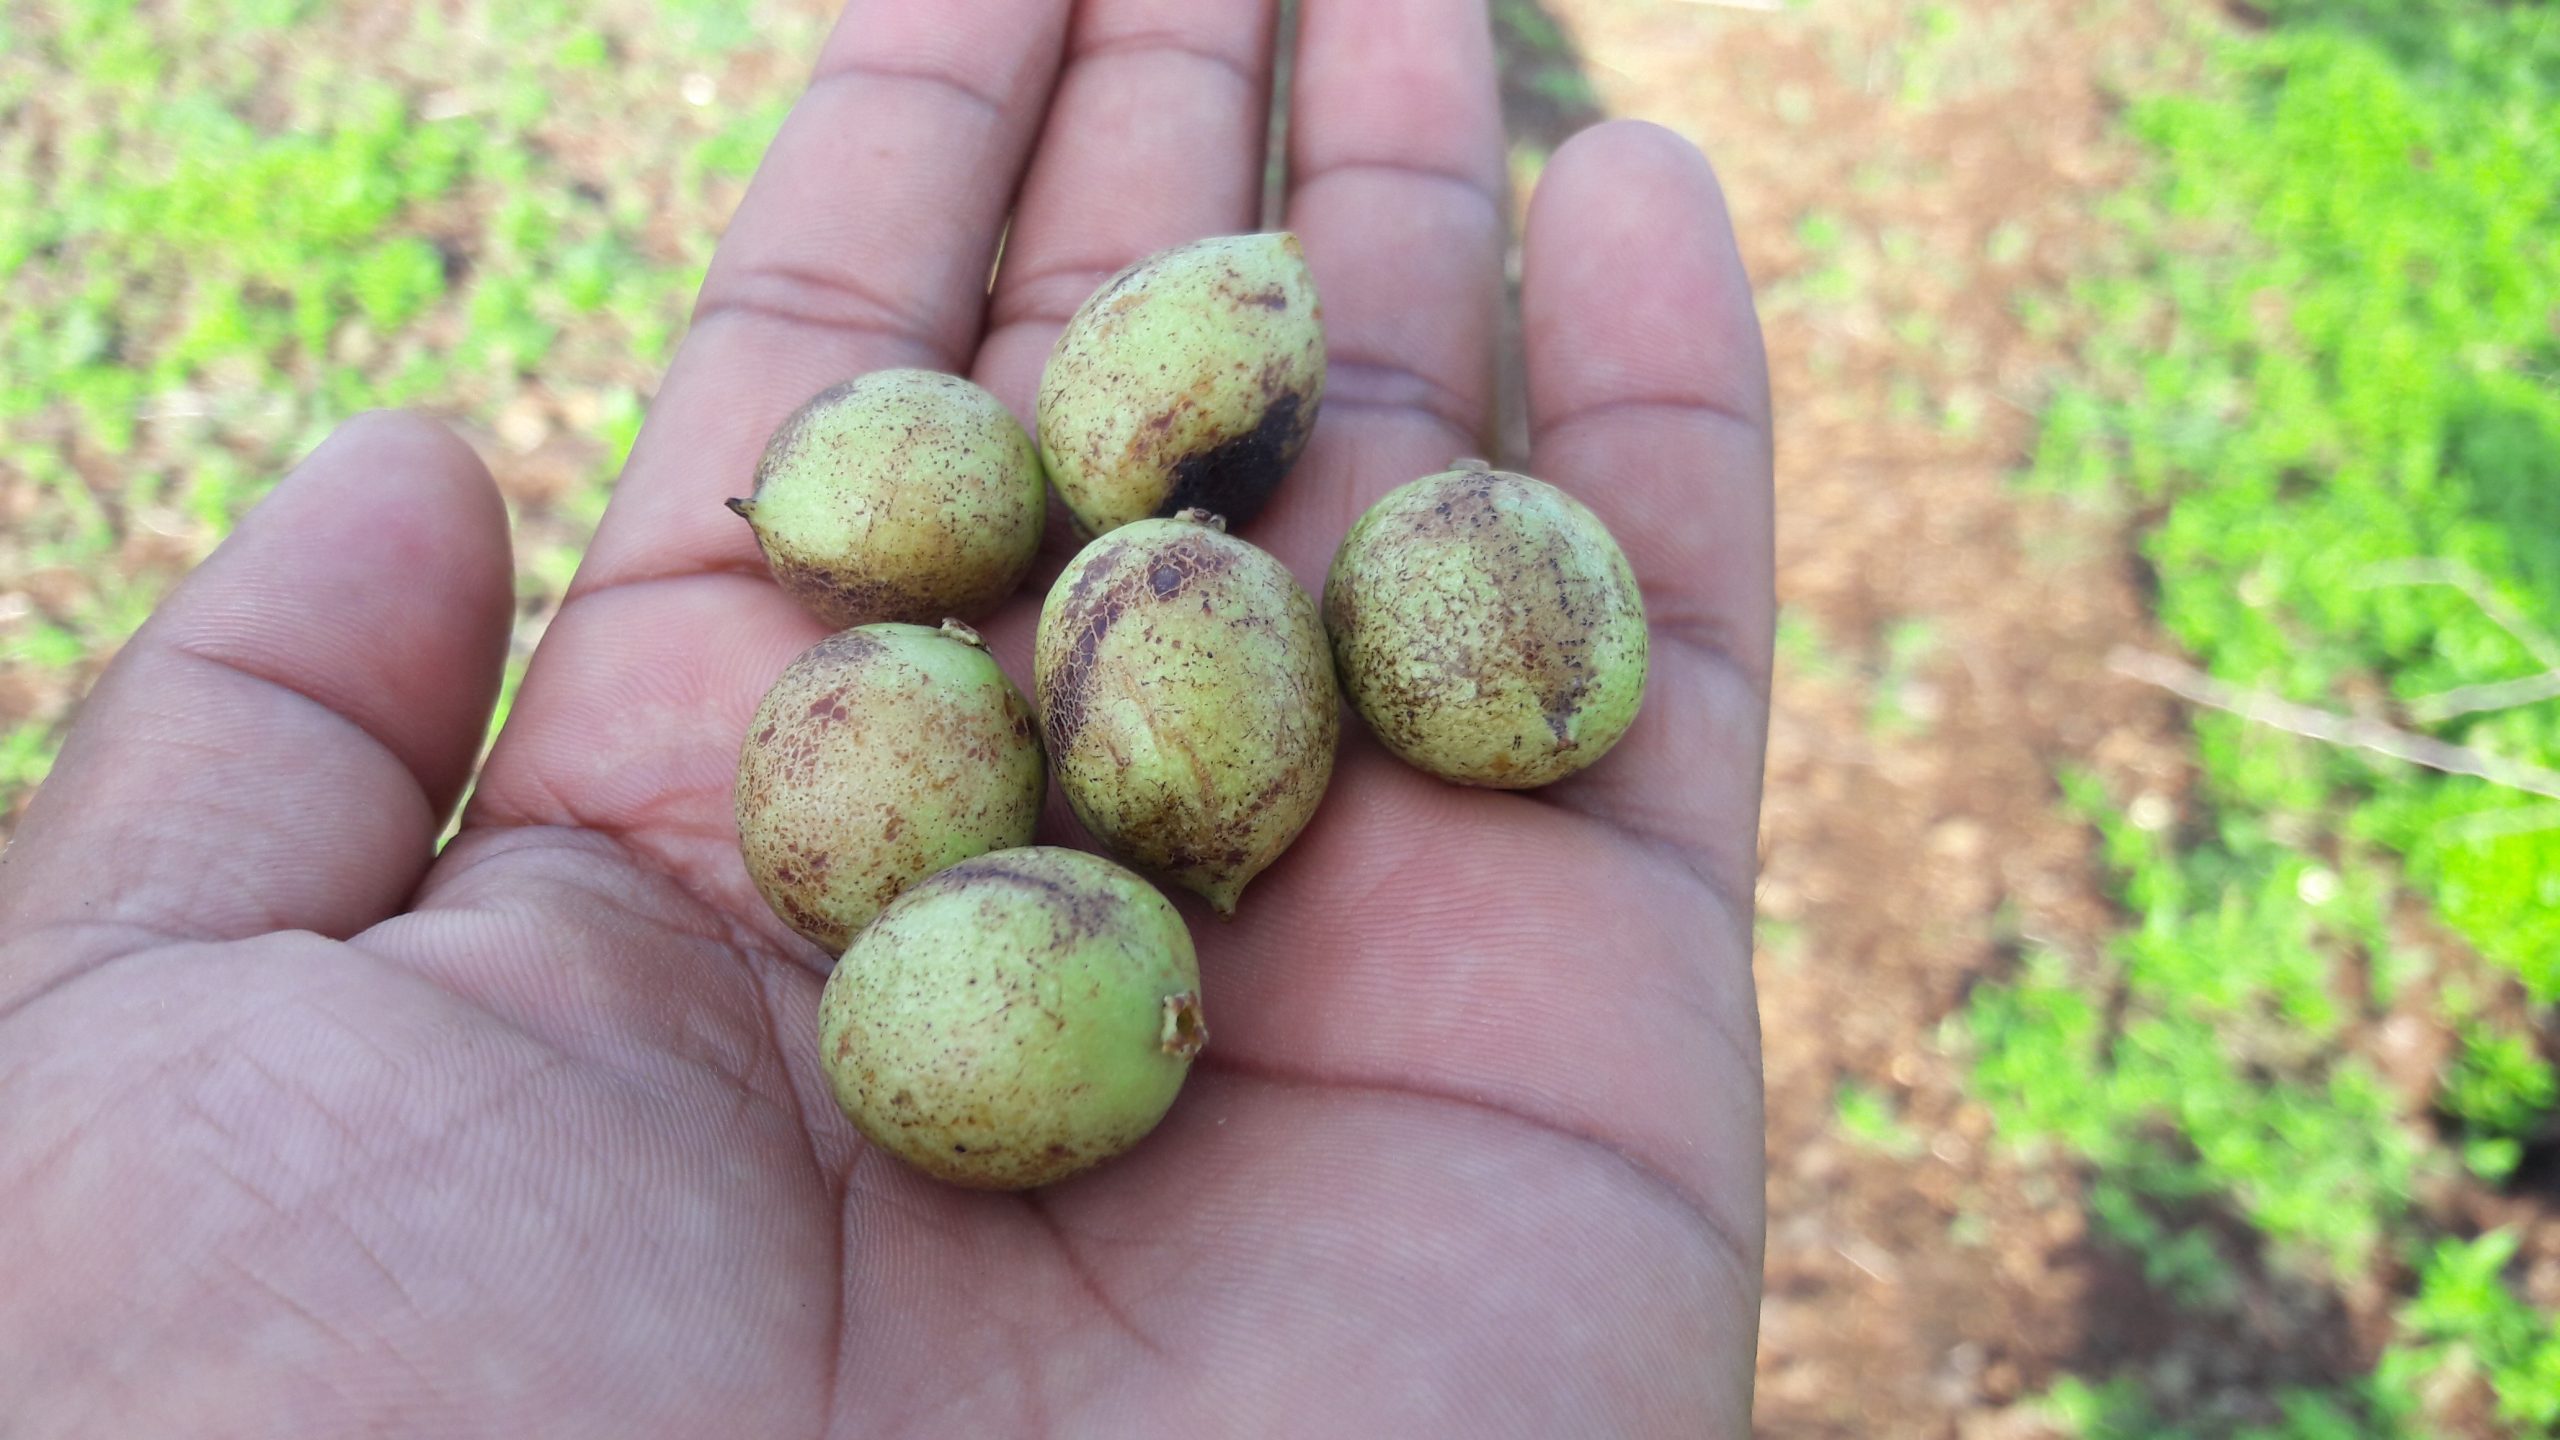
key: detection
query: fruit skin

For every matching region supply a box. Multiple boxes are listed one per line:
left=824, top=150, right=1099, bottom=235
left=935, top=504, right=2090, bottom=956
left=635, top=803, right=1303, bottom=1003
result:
left=735, top=622, right=1044, bottom=952
left=1035, top=233, right=1325, bottom=539
left=728, top=369, right=1045, bottom=628
left=1324, top=464, right=1649, bottom=789
left=1035, top=512, right=1338, bottom=915
left=819, top=847, right=1206, bottom=1190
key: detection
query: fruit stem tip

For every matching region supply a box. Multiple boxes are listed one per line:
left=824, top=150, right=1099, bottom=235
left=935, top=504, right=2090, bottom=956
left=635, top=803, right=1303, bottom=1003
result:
left=724, top=497, right=756, bottom=519
left=1160, top=991, right=1208, bottom=1059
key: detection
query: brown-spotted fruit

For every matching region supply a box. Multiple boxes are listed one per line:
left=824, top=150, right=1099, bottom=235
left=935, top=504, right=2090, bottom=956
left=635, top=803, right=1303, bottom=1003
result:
left=728, top=369, right=1045, bottom=627
left=819, top=846, right=1206, bottom=1189
left=1035, top=512, right=1337, bottom=914
left=1035, top=233, right=1324, bottom=539
left=736, top=621, right=1043, bottom=952
left=1324, top=463, right=1648, bottom=788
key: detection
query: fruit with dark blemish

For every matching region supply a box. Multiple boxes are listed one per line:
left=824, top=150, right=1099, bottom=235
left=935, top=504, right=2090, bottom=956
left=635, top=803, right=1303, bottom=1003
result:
left=735, top=621, right=1044, bottom=952
left=1324, top=463, right=1648, bottom=788
left=1035, top=511, right=1338, bottom=914
left=728, top=369, right=1045, bottom=628
left=818, top=846, right=1206, bottom=1189
left=1035, top=233, right=1324, bottom=539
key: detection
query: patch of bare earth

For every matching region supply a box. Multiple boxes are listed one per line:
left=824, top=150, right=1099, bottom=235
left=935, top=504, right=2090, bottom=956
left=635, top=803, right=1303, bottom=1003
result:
left=1527, top=1, right=2211, bottom=1432
left=1512, top=4, right=2560, bottom=1430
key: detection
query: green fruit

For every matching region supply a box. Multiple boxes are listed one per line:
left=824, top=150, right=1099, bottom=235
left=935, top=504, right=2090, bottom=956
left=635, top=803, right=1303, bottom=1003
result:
left=736, top=621, right=1044, bottom=952
left=728, top=369, right=1045, bottom=628
left=819, top=847, right=1206, bottom=1189
left=1324, top=464, right=1649, bottom=788
left=1036, top=512, right=1337, bottom=915
left=1035, top=233, right=1324, bottom=539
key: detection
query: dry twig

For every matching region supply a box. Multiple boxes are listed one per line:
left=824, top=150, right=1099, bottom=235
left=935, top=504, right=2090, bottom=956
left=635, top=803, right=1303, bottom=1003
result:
left=2362, top=559, right=2560, bottom=722
left=2407, top=671, right=2560, bottom=724
left=2437, top=802, right=2560, bottom=844
left=2361, top=559, right=2560, bottom=667
left=2109, top=646, right=2560, bottom=803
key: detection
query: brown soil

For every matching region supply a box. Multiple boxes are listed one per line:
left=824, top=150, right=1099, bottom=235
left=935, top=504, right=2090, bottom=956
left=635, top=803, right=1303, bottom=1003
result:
left=1526, top=0, right=2204, bottom=1431
left=1522, top=0, right=2557, bottom=1431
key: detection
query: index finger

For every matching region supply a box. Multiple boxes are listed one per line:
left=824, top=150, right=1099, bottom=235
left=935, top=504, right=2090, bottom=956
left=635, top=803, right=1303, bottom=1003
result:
left=572, top=0, right=1072, bottom=594
left=461, top=0, right=1070, bottom=892
left=1250, top=0, right=1508, bottom=585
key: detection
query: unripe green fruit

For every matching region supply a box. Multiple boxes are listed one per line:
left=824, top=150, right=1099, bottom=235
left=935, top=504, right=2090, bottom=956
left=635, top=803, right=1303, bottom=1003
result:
left=735, top=622, right=1044, bottom=952
left=1035, top=233, right=1325, bottom=539
left=728, top=369, right=1045, bottom=627
left=1324, top=464, right=1649, bottom=789
left=819, top=847, right=1206, bottom=1190
left=1036, top=512, right=1338, bottom=914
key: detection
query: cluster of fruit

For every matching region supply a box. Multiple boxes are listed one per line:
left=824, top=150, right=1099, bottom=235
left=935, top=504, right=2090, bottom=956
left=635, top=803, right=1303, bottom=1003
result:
left=727, top=234, right=1649, bottom=1189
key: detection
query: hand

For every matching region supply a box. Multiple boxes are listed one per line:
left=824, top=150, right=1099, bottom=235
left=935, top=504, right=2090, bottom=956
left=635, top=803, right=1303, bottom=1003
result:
left=0, top=1, right=1771, bottom=1433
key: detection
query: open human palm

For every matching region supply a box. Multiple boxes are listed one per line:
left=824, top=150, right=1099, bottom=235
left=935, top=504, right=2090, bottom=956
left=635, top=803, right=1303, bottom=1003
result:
left=0, top=1, right=1772, bottom=1434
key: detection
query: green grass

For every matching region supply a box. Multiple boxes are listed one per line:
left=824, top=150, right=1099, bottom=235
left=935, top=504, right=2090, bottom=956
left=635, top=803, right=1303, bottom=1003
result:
left=2016, top=1233, right=2560, bottom=1436
left=1978, top=0, right=2560, bottom=1431
left=2440, top=1009, right=2557, bottom=1183
left=1970, top=774, right=2422, bottom=1294
left=2024, top=1233, right=2560, bottom=1436
left=1866, top=617, right=1943, bottom=737
left=1834, top=1078, right=1925, bottom=1158
left=2385, top=1230, right=2560, bottom=1433
left=2021, top=1373, right=2377, bottom=1440
left=0, top=0, right=813, bottom=831
left=2027, top=0, right=2560, bottom=997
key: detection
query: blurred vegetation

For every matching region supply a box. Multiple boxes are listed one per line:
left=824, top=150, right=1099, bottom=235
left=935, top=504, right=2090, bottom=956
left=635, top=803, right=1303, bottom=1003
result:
left=1975, top=0, right=2560, bottom=1431
left=2036, top=2, right=2560, bottom=996
left=0, top=0, right=815, bottom=827
left=1975, top=774, right=2421, bottom=1287
left=1834, top=1077, right=1926, bottom=1159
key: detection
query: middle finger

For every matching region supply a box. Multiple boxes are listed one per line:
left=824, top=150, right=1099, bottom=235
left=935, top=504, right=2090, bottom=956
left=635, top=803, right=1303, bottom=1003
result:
left=971, top=0, right=1283, bottom=422
left=1254, top=0, right=1508, bottom=586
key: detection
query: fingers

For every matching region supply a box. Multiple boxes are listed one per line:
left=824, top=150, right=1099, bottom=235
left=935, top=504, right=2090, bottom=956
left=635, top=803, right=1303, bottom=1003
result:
left=570, top=0, right=1073, bottom=594
left=464, top=0, right=1073, bottom=874
left=1521, top=122, right=1775, bottom=905
left=1254, top=0, right=1508, bottom=584
left=972, top=0, right=1281, bottom=419
left=0, top=414, right=512, bottom=1008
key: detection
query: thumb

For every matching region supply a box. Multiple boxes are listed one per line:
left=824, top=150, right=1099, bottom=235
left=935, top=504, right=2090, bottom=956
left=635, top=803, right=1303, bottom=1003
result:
left=0, top=411, right=513, bottom=1012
